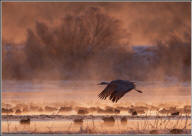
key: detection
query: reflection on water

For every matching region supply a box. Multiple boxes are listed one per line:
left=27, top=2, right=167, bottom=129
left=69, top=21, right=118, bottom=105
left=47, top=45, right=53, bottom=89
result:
left=2, top=117, right=191, bottom=134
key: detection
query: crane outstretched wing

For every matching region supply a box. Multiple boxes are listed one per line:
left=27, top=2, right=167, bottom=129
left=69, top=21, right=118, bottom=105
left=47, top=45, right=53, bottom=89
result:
left=98, top=83, right=117, bottom=100
left=98, top=81, right=134, bottom=103
left=109, top=85, right=133, bottom=103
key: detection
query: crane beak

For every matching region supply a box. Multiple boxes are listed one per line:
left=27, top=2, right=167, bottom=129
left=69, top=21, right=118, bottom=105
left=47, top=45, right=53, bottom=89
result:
left=135, top=89, right=143, bottom=93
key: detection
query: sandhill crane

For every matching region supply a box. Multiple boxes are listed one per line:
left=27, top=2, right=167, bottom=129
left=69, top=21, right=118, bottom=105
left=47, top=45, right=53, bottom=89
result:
left=98, top=80, right=143, bottom=103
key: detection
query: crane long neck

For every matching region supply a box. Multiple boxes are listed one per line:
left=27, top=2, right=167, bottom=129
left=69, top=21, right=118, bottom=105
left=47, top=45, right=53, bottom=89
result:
left=103, top=82, right=110, bottom=85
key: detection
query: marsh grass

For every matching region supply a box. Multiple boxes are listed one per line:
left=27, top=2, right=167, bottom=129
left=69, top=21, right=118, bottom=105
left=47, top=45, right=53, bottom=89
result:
left=3, top=114, right=191, bottom=134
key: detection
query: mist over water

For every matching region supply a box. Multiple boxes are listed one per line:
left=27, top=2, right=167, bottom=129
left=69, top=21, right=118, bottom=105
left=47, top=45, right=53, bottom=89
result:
left=2, top=3, right=191, bottom=107
left=2, top=80, right=191, bottom=108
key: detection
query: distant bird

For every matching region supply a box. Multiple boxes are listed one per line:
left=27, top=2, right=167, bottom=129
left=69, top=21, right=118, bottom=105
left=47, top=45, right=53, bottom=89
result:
left=171, top=111, right=179, bottom=116
left=98, top=80, right=143, bottom=103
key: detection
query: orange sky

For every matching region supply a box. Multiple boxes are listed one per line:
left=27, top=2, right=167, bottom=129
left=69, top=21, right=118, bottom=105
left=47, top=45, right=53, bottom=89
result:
left=2, top=2, right=190, bottom=46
